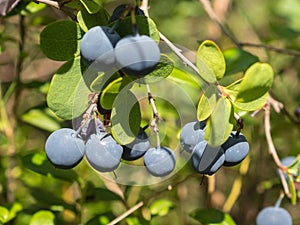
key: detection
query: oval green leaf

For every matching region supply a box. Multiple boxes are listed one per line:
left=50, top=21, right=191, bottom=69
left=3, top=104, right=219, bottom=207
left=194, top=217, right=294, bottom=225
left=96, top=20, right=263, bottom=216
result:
left=205, top=97, right=234, bottom=146
left=223, top=48, right=259, bottom=76
left=77, top=7, right=110, bottom=32
left=0, top=206, right=9, bottom=223
left=111, top=90, right=141, bottom=145
left=197, top=40, right=226, bottom=82
left=47, top=57, right=92, bottom=120
left=197, top=85, right=218, bottom=121
left=29, top=210, right=55, bottom=225
left=114, top=16, right=160, bottom=42
left=100, top=76, right=133, bottom=110
left=190, top=208, right=236, bottom=225
left=40, top=20, right=83, bottom=61
left=236, top=62, right=274, bottom=102
left=168, top=67, right=202, bottom=89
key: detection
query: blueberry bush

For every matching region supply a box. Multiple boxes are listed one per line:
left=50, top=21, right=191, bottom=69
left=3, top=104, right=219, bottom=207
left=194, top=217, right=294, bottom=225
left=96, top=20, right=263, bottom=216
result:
left=1, top=0, right=300, bottom=224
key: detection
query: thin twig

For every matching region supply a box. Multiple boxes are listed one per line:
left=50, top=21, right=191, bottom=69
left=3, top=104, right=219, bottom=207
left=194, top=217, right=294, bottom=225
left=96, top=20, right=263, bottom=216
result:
left=107, top=201, right=144, bottom=225
left=264, top=102, right=291, bottom=197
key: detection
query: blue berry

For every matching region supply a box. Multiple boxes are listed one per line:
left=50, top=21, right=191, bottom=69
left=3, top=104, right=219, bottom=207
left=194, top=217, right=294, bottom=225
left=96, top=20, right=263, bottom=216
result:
left=45, top=128, right=84, bottom=169
left=278, top=156, right=296, bottom=180
left=256, top=206, right=292, bottom=225
left=191, top=141, right=224, bottom=175
left=85, top=133, right=123, bottom=172
left=144, top=146, right=176, bottom=177
left=114, top=34, right=160, bottom=76
left=122, top=129, right=150, bottom=161
left=221, top=132, right=249, bottom=167
left=80, top=26, right=120, bottom=70
left=180, top=121, right=205, bottom=153
left=109, top=4, right=145, bottom=23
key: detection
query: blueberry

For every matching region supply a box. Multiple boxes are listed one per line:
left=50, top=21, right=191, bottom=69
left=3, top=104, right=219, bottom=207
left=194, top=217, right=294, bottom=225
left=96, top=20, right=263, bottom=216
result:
left=122, top=128, right=150, bottom=161
left=144, top=146, right=176, bottom=177
left=221, top=132, right=249, bottom=167
left=45, top=128, right=84, bottom=169
left=191, top=141, right=224, bottom=175
left=256, top=206, right=292, bottom=225
left=80, top=26, right=120, bottom=70
left=109, top=4, right=145, bottom=23
left=85, top=133, right=123, bottom=172
left=180, top=121, right=205, bottom=153
left=114, top=34, right=160, bottom=77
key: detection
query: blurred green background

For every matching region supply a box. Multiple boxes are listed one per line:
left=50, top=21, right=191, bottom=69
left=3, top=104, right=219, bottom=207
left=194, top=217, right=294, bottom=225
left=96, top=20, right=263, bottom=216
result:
left=1, top=0, right=300, bottom=224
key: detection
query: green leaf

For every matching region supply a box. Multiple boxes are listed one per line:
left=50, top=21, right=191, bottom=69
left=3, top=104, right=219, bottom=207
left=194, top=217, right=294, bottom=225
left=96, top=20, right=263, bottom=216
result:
left=223, top=48, right=259, bottom=76
left=197, top=40, right=226, bottom=82
left=168, top=67, right=201, bottom=89
left=79, top=0, right=101, bottom=14
left=7, top=203, right=23, bottom=222
left=100, top=76, right=133, bottom=110
left=236, top=62, right=274, bottom=102
left=190, top=208, right=236, bottom=225
left=0, top=206, right=9, bottom=224
left=77, top=7, right=110, bottom=32
left=150, top=199, right=174, bottom=217
left=47, top=57, right=92, bottom=120
left=111, top=90, right=141, bottom=145
left=40, top=20, right=83, bottom=61
left=205, top=97, right=234, bottom=146
left=141, top=54, right=174, bottom=83
left=29, top=210, right=55, bottom=225
left=287, top=174, right=297, bottom=205
left=21, top=109, right=61, bottom=132
left=287, top=156, right=300, bottom=182
left=114, top=16, right=160, bottom=43
left=22, top=152, right=80, bottom=183
left=197, top=85, right=218, bottom=121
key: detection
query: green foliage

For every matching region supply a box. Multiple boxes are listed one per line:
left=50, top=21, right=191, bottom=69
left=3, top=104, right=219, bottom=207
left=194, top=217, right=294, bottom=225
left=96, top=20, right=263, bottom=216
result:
left=190, top=208, right=236, bottom=225
left=149, top=199, right=174, bottom=217
left=40, top=20, right=83, bottom=61
left=29, top=210, right=55, bottom=225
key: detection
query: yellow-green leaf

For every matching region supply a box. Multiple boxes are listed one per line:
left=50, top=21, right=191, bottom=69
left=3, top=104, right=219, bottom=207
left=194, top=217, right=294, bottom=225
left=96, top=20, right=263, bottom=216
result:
left=197, top=85, right=217, bottom=121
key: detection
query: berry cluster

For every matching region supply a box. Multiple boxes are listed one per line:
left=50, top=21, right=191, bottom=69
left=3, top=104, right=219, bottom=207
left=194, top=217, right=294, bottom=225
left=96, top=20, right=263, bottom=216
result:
left=45, top=117, right=176, bottom=177
left=80, top=4, right=160, bottom=77
left=180, top=121, right=249, bottom=175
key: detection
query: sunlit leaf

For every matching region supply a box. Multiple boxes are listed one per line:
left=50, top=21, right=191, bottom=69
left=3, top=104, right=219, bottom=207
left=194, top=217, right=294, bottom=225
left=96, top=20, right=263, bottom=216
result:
left=287, top=174, right=297, bottom=205
left=168, top=67, right=201, bottom=88
left=0, top=206, right=9, bottom=224
left=236, top=62, right=274, bottom=102
left=197, top=85, right=217, bottom=121
left=197, top=40, right=226, bottom=82
left=29, top=210, right=55, bottom=225
left=205, top=97, right=234, bottom=146
left=100, top=76, right=133, bottom=109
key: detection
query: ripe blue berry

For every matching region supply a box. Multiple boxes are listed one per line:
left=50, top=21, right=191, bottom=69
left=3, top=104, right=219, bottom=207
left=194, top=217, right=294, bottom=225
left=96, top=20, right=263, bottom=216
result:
left=191, top=141, right=224, bottom=175
left=114, top=34, right=160, bottom=76
left=278, top=156, right=296, bottom=180
left=122, top=129, right=150, bottom=161
left=221, top=132, right=249, bottom=167
left=144, top=146, right=176, bottom=177
left=180, top=121, right=205, bottom=153
left=45, top=128, right=84, bottom=169
left=109, top=4, right=145, bottom=23
left=85, top=133, right=123, bottom=172
left=80, top=26, right=120, bottom=70
left=256, top=206, right=292, bottom=225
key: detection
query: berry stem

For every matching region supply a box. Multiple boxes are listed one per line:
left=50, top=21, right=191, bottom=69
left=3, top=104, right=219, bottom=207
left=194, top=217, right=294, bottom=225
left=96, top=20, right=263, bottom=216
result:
left=146, top=84, right=161, bottom=149
left=275, top=191, right=285, bottom=208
